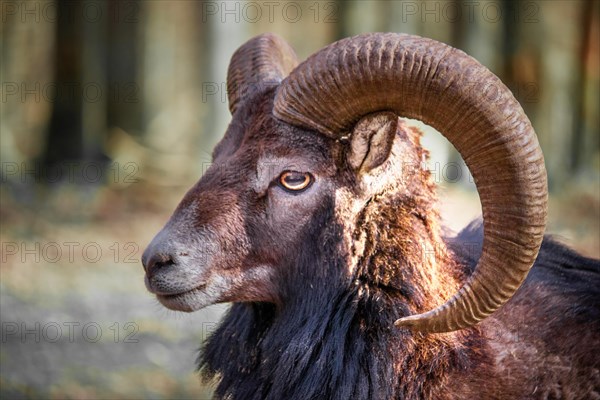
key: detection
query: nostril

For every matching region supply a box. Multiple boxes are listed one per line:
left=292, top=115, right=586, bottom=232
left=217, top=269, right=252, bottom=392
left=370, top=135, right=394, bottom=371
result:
left=144, top=253, right=175, bottom=276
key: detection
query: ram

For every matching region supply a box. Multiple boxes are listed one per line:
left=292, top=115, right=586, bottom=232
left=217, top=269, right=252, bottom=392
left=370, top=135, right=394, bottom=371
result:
left=142, top=33, right=600, bottom=399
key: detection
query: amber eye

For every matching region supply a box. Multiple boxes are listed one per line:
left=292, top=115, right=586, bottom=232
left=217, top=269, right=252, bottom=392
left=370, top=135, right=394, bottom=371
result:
left=279, top=171, right=313, bottom=192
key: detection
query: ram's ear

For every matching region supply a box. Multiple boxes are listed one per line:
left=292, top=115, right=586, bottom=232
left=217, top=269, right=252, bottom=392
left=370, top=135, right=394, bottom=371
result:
left=347, top=112, right=397, bottom=174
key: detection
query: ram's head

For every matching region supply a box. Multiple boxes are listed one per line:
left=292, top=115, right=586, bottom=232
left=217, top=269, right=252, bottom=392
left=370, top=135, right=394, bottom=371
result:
left=142, top=33, right=547, bottom=333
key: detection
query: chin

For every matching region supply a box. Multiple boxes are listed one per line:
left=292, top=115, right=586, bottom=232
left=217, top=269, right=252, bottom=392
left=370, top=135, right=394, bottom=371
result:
left=156, top=285, right=217, bottom=312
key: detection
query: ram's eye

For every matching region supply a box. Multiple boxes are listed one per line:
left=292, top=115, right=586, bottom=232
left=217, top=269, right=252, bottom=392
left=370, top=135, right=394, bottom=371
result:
left=279, top=171, right=313, bottom=192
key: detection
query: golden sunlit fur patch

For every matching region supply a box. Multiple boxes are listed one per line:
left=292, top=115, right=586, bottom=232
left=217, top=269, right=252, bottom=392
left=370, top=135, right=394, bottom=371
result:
left=335, top=120, right=463, bottom=311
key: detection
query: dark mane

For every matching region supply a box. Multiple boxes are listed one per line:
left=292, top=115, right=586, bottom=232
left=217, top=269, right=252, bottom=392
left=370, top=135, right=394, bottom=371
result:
left=199, top=197, right=494, bottom=399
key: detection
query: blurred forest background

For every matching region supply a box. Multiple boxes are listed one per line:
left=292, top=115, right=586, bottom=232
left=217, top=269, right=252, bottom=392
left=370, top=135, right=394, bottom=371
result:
left=1, top=1, right=599, bottom=399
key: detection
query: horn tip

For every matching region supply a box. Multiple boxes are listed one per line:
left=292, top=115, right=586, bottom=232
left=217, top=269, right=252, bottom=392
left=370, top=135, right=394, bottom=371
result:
left=394, top=315, right=419, bottom=328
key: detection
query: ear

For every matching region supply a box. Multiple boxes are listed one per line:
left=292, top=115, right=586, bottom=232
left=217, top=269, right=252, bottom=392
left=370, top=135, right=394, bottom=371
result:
left=347, top=112, right=397, bottom=174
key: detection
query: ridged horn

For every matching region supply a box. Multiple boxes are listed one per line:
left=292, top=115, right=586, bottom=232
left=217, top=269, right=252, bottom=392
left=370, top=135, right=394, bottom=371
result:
left=273, top=33, right=547, bottom=333
left=227, top=33, right=298, bottom=115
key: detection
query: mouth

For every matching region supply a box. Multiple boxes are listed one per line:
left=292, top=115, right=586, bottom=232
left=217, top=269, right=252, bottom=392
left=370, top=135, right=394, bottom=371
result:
left=155, top=284, right=208, bottom=312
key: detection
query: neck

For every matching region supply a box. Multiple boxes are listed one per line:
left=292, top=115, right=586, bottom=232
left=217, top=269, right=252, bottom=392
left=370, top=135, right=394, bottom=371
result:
left=351, top=190, right=464, bottom=316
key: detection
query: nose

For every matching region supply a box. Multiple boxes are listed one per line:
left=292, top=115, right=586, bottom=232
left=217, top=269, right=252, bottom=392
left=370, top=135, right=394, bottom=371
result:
left=142, top=247, right=175, bottom=278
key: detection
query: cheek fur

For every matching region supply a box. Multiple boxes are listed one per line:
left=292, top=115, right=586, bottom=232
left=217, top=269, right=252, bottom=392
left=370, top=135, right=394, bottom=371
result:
left=267, top=180, right=328, bottom=233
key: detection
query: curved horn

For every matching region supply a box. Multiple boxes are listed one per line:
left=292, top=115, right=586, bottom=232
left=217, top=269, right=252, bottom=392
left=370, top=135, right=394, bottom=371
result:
left=227, top=33, right=298, bottom=115
left=273, top=33, right=547, bottom=333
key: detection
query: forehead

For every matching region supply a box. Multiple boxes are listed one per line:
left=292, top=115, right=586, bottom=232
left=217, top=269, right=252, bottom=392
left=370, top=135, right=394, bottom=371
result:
left=213, top=91, right=332, bottom=171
